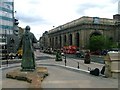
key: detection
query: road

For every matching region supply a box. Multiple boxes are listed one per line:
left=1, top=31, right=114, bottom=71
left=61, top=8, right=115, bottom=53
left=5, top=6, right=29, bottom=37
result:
left=1, top=51, right=119, bottom=89
left=1, top=65, right=118, bottom=89
left=41, top=66, right=118, bottom=88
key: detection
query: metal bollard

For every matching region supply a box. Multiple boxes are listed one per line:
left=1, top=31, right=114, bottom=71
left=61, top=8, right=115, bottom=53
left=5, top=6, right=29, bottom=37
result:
left=88, top=67, right=91, bottom=71
left=64, top=55, right=67, bottom=66
left=77, top=62, right=79, bottom=69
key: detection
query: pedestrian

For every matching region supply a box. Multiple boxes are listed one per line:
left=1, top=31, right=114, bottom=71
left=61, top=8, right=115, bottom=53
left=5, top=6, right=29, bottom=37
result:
left=84, top=50, right=91, bottom=64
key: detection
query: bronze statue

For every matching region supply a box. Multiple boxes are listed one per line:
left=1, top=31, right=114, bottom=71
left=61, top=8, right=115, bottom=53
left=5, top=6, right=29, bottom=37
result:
left=18, top=25, right=37, bottom=71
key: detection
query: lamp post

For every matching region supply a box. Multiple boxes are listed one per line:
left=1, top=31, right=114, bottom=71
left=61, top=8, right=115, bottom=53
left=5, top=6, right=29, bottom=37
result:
left=5, top=27, right=8, bottom=66
left=4, top=11, right=9, bottom=66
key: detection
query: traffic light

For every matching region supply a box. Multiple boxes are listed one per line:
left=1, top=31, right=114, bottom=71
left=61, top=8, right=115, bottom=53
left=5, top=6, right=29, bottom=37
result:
left=14, top=19, right=19, bottom=25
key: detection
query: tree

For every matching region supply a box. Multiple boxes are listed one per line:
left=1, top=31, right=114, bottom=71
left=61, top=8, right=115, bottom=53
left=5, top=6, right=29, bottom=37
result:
left=89, top=35, right=105, bottom=51
left=104, top=37, right=118, bottom=49
left=89, top=35, right=118, bottom=52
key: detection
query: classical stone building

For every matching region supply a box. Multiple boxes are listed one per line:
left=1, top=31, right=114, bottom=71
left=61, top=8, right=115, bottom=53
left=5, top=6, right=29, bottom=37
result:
left=40, top=14, right=120, bottom=50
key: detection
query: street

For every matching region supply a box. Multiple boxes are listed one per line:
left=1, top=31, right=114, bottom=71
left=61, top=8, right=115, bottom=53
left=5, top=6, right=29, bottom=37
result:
left=0, top=0, right=120, bottom=89
left=1, top=51, right=119, bottom=89
left=2, top=65, right=118, bottom=88
left=41, top=66, right=118, bottom=88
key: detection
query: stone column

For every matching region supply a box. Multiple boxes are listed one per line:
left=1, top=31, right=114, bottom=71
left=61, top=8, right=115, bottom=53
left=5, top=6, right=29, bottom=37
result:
left=66, top=34, right=69, bottom=46
left=72, top=32, right=75, bottom=46
left=61, top=35, right=64, bottom=48
left=80, top=30, right=85, bottom=49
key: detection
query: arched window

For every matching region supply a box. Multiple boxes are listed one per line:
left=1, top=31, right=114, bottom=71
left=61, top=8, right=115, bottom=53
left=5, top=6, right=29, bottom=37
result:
left=90, top=31, right=102, bottom=37
left=69, top=34, right=72, bottom=45
left=59, top=36, right=62, bottom=48
left=64, top=35, right=67, bottom=46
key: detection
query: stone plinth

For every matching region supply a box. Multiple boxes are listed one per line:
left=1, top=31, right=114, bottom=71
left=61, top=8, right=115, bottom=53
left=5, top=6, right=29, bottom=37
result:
left=6, top=67, right=48, bottom=88
left=108, top=51, right=120, bottom=78
left=104, top=51, right=120, bottom=78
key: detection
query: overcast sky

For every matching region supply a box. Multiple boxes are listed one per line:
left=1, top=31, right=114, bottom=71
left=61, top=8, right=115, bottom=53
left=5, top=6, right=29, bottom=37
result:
left=14, top=0, right=119, bottom=40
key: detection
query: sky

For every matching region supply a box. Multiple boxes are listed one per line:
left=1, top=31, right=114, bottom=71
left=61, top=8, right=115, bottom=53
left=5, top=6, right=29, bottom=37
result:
left=14, top=0, right=119, bottom=40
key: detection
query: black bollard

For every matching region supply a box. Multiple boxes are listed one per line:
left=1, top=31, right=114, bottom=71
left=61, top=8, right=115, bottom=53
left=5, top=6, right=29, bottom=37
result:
left=77, top=62, right=79, bottom=69
left=64, top=55, right=67, bottom=66
left=88, top=67, right=91, bottom=71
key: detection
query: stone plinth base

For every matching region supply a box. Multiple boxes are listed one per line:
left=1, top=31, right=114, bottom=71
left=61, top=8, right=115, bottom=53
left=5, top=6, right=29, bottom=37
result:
left=6, top=67, right=48, bottom=88
left=111, top=71, right=120, bottom=79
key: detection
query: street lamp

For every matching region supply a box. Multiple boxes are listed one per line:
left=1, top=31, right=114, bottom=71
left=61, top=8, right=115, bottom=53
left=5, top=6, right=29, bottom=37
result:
left=5, top=27, right=8, bottom=66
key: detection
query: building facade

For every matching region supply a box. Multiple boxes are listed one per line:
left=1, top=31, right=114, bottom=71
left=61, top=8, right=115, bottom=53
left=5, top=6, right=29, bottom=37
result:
left=0, top=0, right=14, bottom=44
left=40, top=15, right=120, bottom=50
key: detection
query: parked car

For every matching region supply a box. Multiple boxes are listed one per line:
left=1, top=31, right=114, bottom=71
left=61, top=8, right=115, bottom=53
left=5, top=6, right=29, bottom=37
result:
left=76, top=50, right=85, bottom=58
left=108, top=48, right=119, bottom=52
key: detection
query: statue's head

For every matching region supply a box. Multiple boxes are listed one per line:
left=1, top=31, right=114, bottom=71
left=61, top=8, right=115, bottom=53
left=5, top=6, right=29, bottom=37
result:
left=25, top=25, right=30, bottom=31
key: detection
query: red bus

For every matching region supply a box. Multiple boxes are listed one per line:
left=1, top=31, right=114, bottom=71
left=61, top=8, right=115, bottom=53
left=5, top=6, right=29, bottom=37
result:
left=62, top=46, right=77, bottom=54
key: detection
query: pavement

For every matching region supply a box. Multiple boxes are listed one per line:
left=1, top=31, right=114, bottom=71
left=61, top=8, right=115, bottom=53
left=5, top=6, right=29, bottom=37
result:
left=1, top=51, right=104, bottom=72
left=1, top=51, right=119, bottom=89
left=1, top=52, right=104, bottom=73
left=35, top=52, right=104, bottom=73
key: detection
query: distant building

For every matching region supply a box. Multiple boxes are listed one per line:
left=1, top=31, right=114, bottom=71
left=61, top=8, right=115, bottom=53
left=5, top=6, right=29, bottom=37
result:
left=40, top=15, right=120, bottom=50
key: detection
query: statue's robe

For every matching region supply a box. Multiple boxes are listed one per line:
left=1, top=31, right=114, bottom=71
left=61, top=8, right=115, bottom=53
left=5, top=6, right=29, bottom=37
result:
left=19, top=31, right=37, bottom=71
